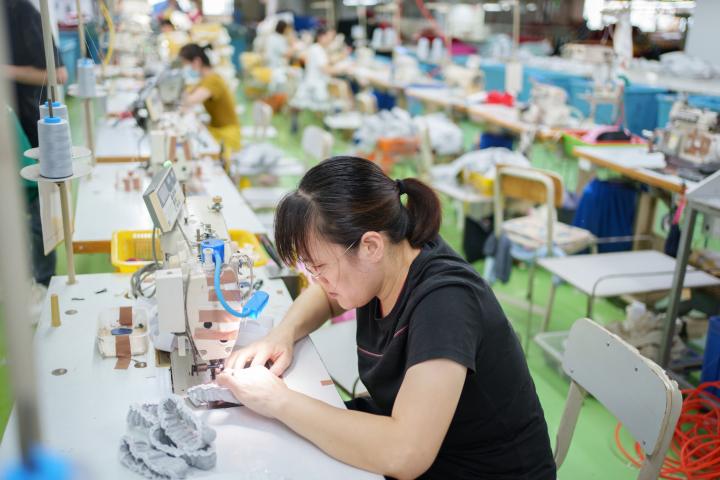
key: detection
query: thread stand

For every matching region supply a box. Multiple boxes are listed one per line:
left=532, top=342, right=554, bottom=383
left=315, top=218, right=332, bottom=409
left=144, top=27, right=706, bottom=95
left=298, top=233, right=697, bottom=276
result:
left=20, top=163, right=92, bottom=285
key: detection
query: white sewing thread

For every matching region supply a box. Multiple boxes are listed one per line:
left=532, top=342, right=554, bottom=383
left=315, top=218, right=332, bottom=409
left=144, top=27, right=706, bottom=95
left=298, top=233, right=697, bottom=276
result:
left=39, top=101, right=71, bottom=139
left=76, top=58, right=97, bottom=97
left=37, top=116, right=73, bottom=179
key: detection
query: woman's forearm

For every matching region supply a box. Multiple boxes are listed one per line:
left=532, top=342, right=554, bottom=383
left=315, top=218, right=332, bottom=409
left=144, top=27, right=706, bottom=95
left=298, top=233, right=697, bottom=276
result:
left=274, top=390, right=414, bottom=478
left=2, top=65, right=47, bottom=86
left=274, top=283, right=340, bottom=342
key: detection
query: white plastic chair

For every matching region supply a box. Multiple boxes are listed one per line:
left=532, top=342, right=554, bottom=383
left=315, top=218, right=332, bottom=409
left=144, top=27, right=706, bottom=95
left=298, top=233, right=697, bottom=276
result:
left=556, top=318, right=682, bottom=479
left=241, top=101, right=278, bottom=140
left=301, top=125, right=334, bottom=164
left=493, top=165, right=594, bottom=351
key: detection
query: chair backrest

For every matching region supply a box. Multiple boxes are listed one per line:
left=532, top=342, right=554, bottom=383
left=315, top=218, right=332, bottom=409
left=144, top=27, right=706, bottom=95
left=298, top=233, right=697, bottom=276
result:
left=356, top=90, right=378, bottom=115
left=416, top=123, right=434, bottom=182
left=494, top=165, right=563, bottom=249
left=301, top=125, right=333, bottom=163
left=555, top=318, right=683, bottom=479
left=328, top=78, right=354, bottom=111
left=251, top=101, right=273, bottom=139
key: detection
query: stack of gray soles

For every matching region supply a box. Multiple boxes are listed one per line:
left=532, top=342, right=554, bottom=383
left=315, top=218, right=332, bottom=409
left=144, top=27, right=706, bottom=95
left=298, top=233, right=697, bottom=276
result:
left=120, top=396, right=217, bottom=479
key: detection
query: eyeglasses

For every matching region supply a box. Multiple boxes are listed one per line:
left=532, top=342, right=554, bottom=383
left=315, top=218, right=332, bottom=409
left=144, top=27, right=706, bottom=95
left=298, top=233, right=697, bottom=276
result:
left=302, top=240, right=357, bottom=280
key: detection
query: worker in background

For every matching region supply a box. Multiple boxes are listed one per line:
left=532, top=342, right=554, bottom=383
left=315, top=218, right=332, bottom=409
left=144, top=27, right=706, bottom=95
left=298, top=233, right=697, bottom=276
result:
left=219, top=157, right=557, bottom=480
left=288, top=27, right=344, bottom=133
left=2, top=0, right=68, bottom=289
left=265, top=20, right=293, bottom=69
left=158, top=19, right=188, bottom=60
left=179, top=43, right=240, bottom=164
left=264, top=19, right=297, bottom=98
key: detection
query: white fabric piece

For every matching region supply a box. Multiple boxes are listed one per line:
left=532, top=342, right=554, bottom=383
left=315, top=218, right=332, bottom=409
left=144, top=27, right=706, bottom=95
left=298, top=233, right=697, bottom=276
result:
left=231, top=143, right=286, bottom=177
left=412, top=114, right=463, bottom=155
left=352, top=107, right=416, bottom=151
left=430, top=147, right=530, bottom=183
left=290, top=44, right=330, bottom=111
left=186, top=383, right=239, bottom=406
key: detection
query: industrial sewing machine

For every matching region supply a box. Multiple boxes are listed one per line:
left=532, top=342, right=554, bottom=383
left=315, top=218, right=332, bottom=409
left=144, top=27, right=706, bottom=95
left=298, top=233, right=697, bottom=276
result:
left=142, top=166, right=269, bottom=395
left=650, top=98, right=720, bottom=179
left=443, top=64, right=484, bottom=96
left=521, top=82, right=574, bottom=128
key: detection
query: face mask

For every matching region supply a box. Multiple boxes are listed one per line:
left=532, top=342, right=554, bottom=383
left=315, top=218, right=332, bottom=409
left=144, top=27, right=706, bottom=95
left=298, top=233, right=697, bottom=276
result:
left=182, top=65, right=200, bottom=83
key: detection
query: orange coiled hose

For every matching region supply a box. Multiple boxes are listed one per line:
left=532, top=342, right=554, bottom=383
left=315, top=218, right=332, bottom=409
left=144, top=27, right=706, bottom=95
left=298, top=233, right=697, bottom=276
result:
left=615, top=381, right=720, bottom=479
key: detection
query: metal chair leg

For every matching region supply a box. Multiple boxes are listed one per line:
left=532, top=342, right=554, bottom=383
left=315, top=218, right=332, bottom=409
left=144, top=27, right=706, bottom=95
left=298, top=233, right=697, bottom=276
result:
left=540, top=281, right=558, bottom=333
left=523, top=260, right=537, bottom=355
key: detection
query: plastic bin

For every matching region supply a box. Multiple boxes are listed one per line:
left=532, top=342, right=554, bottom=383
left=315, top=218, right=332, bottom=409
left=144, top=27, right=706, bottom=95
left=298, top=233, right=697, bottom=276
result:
left=561, top=129, right=646, bottom=158
left=480, top=62, right=505, bottom=92
left=569, top=79, right=667, bottom=135
left=519, top=68, right=581, bottom=103
left=701, top=316, right=720, bottom=397
left=111, top=229, right=267, bottom=273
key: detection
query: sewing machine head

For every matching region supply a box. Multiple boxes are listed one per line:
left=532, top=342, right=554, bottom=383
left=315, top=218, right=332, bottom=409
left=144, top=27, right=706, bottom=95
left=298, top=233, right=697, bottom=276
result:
left=652, top=98, right=720, bottom=175
left=444, top=64, right=484, bottom=95
left=522, top=82, right=572, bottom=127
left=143, top=166, right=269, bottom=393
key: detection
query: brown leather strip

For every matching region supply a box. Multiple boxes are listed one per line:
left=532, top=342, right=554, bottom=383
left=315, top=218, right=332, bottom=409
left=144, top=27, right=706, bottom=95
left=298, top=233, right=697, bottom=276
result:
left=119, top=306, right=133, bottom=327
left=208, top=290, right=243, bottom=303
left=114, top=335, right=131, bottom=369
left=205, top=271, right=237, bottom=286
left=199, top=310, right=237, bottom=324
left=193, top=328, right=238, bottom=341
left=320, top=379, right=334, bottom=386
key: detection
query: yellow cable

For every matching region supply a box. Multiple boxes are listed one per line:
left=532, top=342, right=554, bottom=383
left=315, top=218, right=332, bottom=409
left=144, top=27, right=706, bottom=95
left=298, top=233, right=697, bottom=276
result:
left=99, top=0, right=114, bottom=66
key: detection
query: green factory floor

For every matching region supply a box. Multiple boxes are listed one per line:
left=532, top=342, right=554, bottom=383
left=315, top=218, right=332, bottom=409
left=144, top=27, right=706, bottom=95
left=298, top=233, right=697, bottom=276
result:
left=0, top=94, right=653, bottom=479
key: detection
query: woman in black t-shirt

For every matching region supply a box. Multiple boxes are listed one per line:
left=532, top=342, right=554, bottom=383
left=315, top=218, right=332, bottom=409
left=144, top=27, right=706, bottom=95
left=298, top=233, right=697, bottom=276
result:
left=219, top=156, right=556, bottom=480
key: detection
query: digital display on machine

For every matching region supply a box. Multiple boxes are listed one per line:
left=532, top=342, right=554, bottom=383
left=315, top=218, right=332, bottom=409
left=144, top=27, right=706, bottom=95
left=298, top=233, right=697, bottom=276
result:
left=157, top=168, right=176, bottom=207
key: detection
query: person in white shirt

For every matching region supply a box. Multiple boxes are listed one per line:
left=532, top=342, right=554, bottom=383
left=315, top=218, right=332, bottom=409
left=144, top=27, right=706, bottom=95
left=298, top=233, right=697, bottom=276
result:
left=289, top=27, right=338, bottom=132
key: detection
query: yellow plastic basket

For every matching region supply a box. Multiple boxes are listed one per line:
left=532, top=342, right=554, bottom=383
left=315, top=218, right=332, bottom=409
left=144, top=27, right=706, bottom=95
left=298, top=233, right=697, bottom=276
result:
left=111, top=229, right=268, bottom=274
left=111, top=230, right=162, bottom=273
left=229, top=229, right=268, bottom=267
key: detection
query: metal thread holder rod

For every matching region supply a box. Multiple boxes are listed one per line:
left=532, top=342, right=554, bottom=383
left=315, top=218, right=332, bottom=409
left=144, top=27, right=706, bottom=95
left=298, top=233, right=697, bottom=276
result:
left=39, top=0, right=79, bottom=284
left=76, top=0, right=96, bottom=165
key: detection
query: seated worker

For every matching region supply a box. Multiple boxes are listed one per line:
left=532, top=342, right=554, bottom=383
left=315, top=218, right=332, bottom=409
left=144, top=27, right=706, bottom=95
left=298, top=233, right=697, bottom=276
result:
left=179, top=43, right=240, bottom=162
left=218, top=156, right=557, bottom=479
left=158, top=19, right=188, bottom=60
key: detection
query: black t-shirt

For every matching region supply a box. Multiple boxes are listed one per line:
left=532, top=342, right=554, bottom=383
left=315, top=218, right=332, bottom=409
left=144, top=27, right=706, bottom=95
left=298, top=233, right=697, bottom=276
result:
left=5, top=0, right=63, bottom=148
left=355, top=237, right=556, bottom=480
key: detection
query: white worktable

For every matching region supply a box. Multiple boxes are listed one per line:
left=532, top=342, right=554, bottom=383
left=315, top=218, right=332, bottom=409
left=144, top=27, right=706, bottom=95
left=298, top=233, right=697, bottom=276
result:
left=573, top=146, right=696, bottom=195
left=0, top=273, right=381, bottom=480
left=74, top=161, right=266, bottom=253
left=94, top=118, right=220, bottom=162
left=539, top=250, right=720, bottom=298
left=310, top=320, right=368, bottom=397
left=405, top=86, right=484, bottom=112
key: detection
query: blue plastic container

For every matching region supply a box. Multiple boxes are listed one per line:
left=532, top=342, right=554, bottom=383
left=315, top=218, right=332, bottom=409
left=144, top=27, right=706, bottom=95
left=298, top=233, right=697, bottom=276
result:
left=519, top=67, right=581, bottom=103
left=569, top=78, right=616, bottom=125
left=624, top=84, right=668, bottom=136
left=480, top=62, right=505, bottom=92
left=701, top=316, right=720, bottom=397
left=569, top=79, right=667, bottom=135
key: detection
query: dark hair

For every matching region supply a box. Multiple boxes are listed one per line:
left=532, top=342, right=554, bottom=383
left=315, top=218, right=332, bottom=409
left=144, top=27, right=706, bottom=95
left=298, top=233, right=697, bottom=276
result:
left=274, top=156, right=441, bottom=265
left=178, top=43, right=211, bottom=66
left=160, top=19, right=174, bottom=29
left=275, top=20, right=288, bottom=35
left=314, top=26, right=329, bottom=43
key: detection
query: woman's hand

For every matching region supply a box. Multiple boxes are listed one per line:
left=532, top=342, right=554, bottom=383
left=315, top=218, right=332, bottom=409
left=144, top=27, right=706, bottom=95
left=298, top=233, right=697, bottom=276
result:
left=216, top=366, right=290, bottom=418
left=224, top=327, right=295, bottom=376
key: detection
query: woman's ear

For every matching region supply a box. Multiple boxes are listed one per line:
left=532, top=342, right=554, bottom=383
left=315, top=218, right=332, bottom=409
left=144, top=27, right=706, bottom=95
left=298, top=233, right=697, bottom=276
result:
left=357, top=231, right=384, bottom=264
